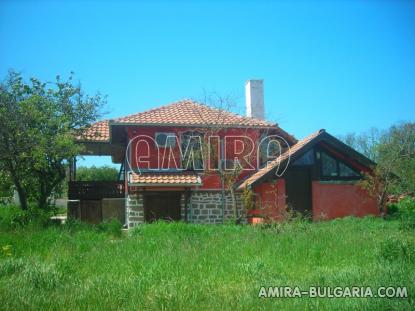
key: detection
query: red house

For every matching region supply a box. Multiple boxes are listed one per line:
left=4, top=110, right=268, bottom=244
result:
left=69, top=80, right=379, bottom=227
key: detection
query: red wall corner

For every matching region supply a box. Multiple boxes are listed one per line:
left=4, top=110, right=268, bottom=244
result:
left=312, top=181, right=379, bottom=220
left=253, top=179, right=286, bottom=220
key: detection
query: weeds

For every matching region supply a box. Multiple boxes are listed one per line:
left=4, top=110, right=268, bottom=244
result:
left=97, top=218, right=123, bottom=238
left=0, top=212, right=413, bottom=310
left=379, top=235, right=415, bottom=262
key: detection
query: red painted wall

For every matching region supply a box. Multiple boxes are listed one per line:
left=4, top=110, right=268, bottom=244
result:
left=253, top=179, right=286, bottom=219
left=312, top=181, right=379, bottom=220
left=127, top=126, right=262, bottom=190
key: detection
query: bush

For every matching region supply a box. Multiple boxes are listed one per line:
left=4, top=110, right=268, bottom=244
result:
left=379, top=235, right=415, bottom=262
left=389, top=197, right=415, bottom=229
left=386, top=203, right=399, bottom=218
left=97, top=218, right=123, bottom=238
left=0, top=204, right=55, bottom=230
left=63, top=218, right=90, bottom=233
left=0, top=205, right=28, bottom=229
left=398, top=197, right=415, bottom=217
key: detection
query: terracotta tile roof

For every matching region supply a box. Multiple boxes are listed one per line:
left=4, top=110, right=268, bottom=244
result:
left=237, top=129, right=325, bottom=190
left=78, top=100, right=296, bottom=143
left=113, top=100, right=275, bottom=127
left=77, top=120, right=110, bottom=142
left=129, top=171, right=202, bottom=186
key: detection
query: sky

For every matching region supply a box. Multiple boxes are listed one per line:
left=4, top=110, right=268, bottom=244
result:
left=1, top=0, right=414, bottom=168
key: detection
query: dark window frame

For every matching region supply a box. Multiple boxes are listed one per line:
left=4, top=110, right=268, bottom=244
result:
left=180, top=130, right=204, bottom=171
left=317, top=147, right=361, bottom=181
left=155, top=132, right=177, bottom=148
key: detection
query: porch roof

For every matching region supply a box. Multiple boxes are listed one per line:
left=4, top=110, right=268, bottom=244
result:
left=128, top=171, right=202, bottom=187
left=78, top=120, right=110, bottom=142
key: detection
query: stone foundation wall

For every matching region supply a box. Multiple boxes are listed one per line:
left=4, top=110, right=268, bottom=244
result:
left=126, top=191, right=187, bottom=228
left=126, top=192, right=144, bottom=228
left=126, top=190, right=244, bottom=227
left=188, top=191, right=245, bottom=224
left=180, top=194, right=186, bottom=220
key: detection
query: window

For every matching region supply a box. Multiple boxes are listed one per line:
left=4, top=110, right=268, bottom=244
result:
left=259, top=135, right=284, bottom=166
left=320, top=151, right=360, bottom=179
left=155, top=132, right=176, bottom=148
left=321, top=152, right=338, bottom=177
left=293, top=149, right=315, bottom=166
left=339, top=162, right=360, bottom=177
left=181, top=131, right=204, bottom=170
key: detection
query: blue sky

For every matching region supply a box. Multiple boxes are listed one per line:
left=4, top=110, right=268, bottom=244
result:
left=1, top=0, right=414, bottom=167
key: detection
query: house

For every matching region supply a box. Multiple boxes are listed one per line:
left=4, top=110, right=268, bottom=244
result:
left=68, top=80, right=379, bottom=227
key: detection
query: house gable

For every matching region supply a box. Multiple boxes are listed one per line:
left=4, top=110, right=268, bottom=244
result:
left=237, top=129, right=375, bottom=190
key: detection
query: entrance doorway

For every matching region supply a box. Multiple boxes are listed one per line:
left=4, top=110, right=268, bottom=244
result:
left=285, top=169, right=312, bottom=217
left=143, top=192, right=182, bottom=222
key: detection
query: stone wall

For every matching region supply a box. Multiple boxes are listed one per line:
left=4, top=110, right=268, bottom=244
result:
left=188, top=191, right=245, bottom=224
left=126, top=191, right=187, bottom=228
left=126, top=190, right=245, bottom=227
left=126, top=192, right=144, bottom=228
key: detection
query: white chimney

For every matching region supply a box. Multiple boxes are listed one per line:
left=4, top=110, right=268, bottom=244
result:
left=245, top=79, right=264, bottom=120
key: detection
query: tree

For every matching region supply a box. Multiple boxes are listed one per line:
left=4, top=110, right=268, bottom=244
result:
left=186, top=95, right=252, bottom=223
left=187, top=94, right=286, bottom=223
left=0, top=71, right=105, bottom=210
left=76, top=165, right=119, bottom=181
left=340, top=127, right=383, bottom=161
left=0, top=171, right=13, bottom=198
left=341, top=122, right=415, bottom=213
left=384, top=123, right=415, bottom=193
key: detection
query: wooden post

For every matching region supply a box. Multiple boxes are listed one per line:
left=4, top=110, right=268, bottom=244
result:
left=184, top=188, right=190, bottom=222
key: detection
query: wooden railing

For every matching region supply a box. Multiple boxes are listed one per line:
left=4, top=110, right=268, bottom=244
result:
left=68, top=181, right=125, bottom=200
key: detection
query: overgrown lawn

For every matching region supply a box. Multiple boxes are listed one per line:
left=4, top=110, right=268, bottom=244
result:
left=0, top=215, right=414, bottom=310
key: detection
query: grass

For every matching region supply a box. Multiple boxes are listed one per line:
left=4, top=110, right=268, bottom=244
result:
left=0, top=214, right=414, bottom=310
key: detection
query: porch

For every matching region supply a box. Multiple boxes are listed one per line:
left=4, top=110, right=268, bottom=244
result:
left=67, top=181, right=126, bottom=224
left=68, top=181, right=125, bottom=200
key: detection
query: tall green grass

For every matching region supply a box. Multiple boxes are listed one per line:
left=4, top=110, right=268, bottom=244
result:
left=0, top=211, right=413, bottom=310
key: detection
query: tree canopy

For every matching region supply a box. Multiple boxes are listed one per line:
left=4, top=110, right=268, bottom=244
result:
left=76, top=165, right=119, bottom=181
left=0, top=71, right=105, bottom=209
left=340, top=122, right=415, bottom=212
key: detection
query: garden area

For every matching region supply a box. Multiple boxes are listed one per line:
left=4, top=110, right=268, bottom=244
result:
left=0, top=68, right=414, bottom=310
left=0, top=200, right=414, bottom=310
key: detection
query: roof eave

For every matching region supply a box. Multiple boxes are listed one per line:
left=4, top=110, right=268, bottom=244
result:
left=237, top=131, right=376, bottom=190
left=75, top=139, right=111, bottom=143
left=108, top=121, right=277, bottom=129
left=128, top=182, right=202, bottom=187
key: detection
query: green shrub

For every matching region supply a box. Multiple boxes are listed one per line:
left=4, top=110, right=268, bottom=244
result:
left=379, top=235, right=415, bottom=262
left=97, top=218, right=123, bottom=238
left=398, top=197, right=415, bottom=228
left=386, top=203, right=399, bottom=218
left=63, top=218, right=91, bottom=233
left=0, top=204, right=57, bottom=230
left=0, top=205, right=27, bottom=229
